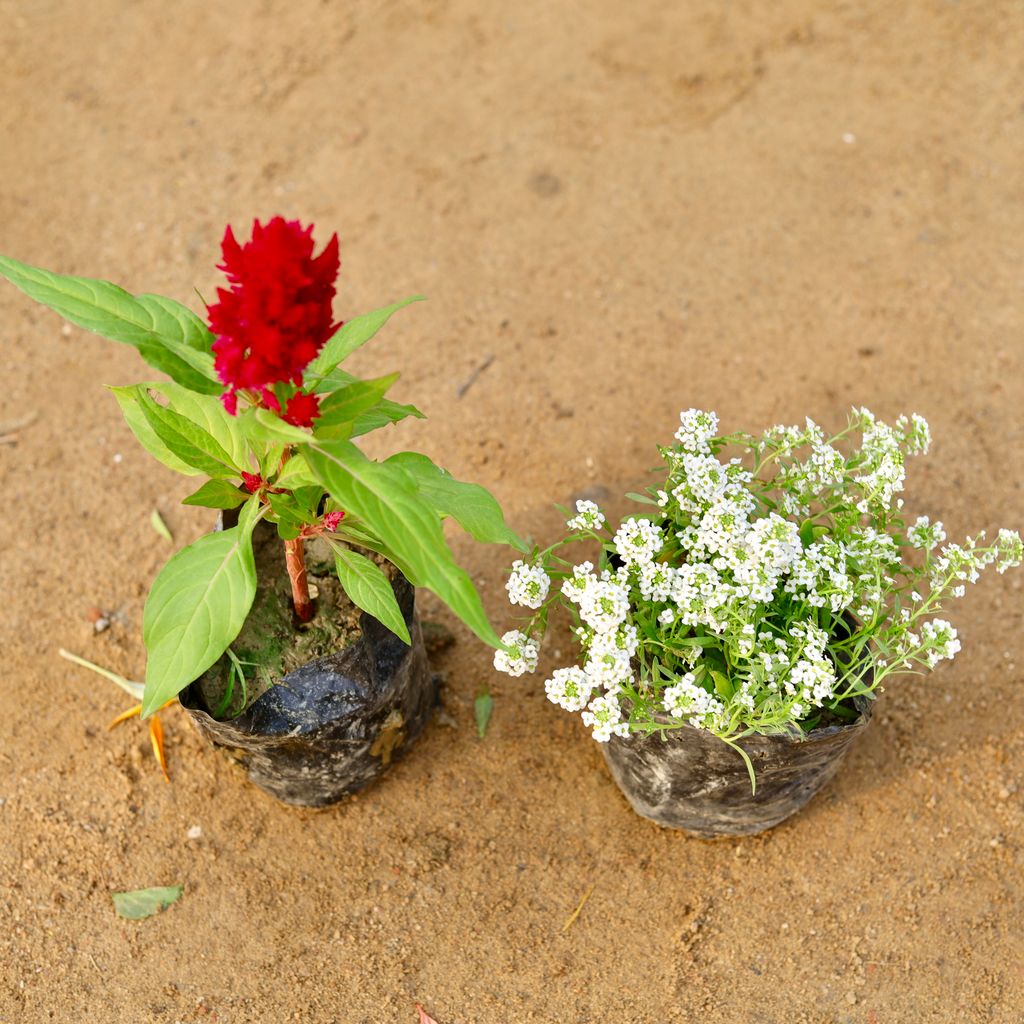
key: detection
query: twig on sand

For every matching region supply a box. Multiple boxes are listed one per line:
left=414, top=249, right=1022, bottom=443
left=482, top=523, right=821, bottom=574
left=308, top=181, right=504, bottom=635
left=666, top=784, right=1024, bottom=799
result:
left=456, top=354, right=494, bottom=399
left=561, top=884, right=595, bottom=933
left=0, top=411, right=38, bottom=445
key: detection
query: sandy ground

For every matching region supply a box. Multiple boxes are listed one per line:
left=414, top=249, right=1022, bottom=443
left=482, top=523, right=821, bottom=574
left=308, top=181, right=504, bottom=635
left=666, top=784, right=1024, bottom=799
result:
left=2, top=1, right=1023, bottom=1021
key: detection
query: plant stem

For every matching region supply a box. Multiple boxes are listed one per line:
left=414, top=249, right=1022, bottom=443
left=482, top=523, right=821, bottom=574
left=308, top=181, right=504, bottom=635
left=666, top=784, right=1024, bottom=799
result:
left=284, top=537, right=314, bottom=622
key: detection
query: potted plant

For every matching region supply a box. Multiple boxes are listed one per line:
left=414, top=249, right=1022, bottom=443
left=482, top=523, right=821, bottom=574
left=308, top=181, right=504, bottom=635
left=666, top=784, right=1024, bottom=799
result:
left=0, top=217, right=524, bottom=806
left=494, top=408, right=1022, bottom=837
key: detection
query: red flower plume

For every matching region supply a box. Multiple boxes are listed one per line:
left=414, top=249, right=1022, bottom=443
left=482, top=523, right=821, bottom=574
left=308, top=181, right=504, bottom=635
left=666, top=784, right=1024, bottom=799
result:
left=208, top=217, right=340, bottom=411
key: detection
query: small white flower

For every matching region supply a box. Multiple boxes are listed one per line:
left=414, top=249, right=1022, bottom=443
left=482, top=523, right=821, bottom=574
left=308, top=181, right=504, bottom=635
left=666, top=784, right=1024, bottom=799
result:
left=544, top=667, right=594, bottom=712
left=505, top=559, right=551, bottom=610
left=578, top=578, right=631, bottom=633
left=907, top=515, right=946, bottom=551
left=674, top=408, right=719, bottom=453
left=493, top=630, right=539, bottom=677
left=613, top=517, right=664, bottom=566
left=581, top=694, right=630, bottom=742
left=567, top=499, right=606, bottom=532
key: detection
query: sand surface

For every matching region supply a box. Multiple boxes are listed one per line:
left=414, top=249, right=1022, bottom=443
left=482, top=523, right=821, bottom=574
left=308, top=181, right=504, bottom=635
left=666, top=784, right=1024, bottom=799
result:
left=2, top=2, right=1023, bottom=1021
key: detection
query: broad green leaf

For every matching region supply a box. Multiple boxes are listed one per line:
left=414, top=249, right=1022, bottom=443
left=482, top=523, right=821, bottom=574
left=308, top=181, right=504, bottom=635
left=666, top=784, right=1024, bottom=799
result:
left=307, top=296, right=424, bottom=379
left=312, top=367, right=357, bottom=395
left=351, top=397, right=426, bottom=438
left=306, top=440, right=502, bottom=648
left=0, top=255, right=219, bottom=393
left=274, top=452, right=321, bottom=489
left=314, top=373, right=400, bottom=438
left=132, top=386, right=238, bottom=478
left=112, top=886, right=183, bottom=920
left=475, top=688, right=493, bottom=738
left=141, top=498, right=260, bottom=716
left=332, top=547, right=411, bottom=644
left=152, top=383, right=251, bottom=470
left=385, top=452, right=526, bottom=551
left=236, top=407, right=314, bottom=445
left=182, top=479, right=248, bottom=509
left=109, top=385, right=197, bottom=475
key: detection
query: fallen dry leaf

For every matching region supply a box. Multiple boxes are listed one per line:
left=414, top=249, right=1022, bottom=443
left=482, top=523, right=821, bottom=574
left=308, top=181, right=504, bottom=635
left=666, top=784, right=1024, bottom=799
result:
left=415, top=1003, right=440, bottom=1024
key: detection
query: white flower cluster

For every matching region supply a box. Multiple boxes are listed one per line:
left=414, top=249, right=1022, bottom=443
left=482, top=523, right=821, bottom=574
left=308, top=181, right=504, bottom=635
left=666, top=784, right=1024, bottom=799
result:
left=907, top=515, right=946, bottom=551
left=663, top=672, right=724, bottom=729
left=505, top=559, right=551, bottom=609
left=492, top=630, right=539, bottom=677
left=919, top=618, right=960, bottom=668
left=567, top=499, right=606, bottom=532
left=494, top=407, right=1023, bottom=747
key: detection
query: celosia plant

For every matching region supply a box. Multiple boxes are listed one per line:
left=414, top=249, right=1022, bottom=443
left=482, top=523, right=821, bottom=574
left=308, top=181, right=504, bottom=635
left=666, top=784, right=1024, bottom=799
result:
left=496, top=409, right=1022, bottom=762
left=1, top=217, right=523, bottom=716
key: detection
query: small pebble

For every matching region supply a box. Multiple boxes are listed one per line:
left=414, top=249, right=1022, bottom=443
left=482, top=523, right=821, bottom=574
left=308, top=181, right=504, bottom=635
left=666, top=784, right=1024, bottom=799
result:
left=842, top=132, right=857, bottom=145
left=187, top=825, right=202, bottom=840
left=846, top=991, right=858, bottom=1005
left=112, top=453, right=123, bottom=464
left=93, top=618, right=110, bottom=634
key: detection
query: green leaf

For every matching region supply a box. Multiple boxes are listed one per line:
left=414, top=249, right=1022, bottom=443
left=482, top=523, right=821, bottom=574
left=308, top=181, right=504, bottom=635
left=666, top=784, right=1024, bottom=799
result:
left=182, top=479, right=248, bottom=509
left=150, top=509, right=173, bottom=543
left=109, top=385, right=198, bottom=476
left=710, top=670, right=734, bottom=701
left=306, top=440, right=502, bottom=648
left=236, top=407, right=314, bottom=445
left=332, top=547, right=411, bottom=645
left=274, top=452, right=321, bottom=489
left=0, top=255, right=219, bottom=393
left=266, top=492, right=308, bottom=539
left=311, top=367, right=357, bottom=395
left=351, top=397, right=426, bottom=438
left=307, top=296, right=424, bottom=379
left=132, top=386, right=239, bottom=478
left=152, top=383, right=251, bottom=470
left=385, top=452, right=526, bottom=551
left=626, top=491, right=659, bottom=506
left=314, top=374, right=401, bottom=438
left=475, top=688, right=493, bottom=739
left=141, top=498, right=260, bottom=716
left=112, top=886, right=183, bottom=920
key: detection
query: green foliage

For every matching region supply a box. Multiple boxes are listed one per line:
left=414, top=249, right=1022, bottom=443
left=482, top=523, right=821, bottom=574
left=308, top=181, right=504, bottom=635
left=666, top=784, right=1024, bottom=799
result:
left=0, top=255, right=219, bottom=393
left=475, top=688, right=493, bottom=738
left=182, top=479, right=248, bottom=509
left=141, top=498, right=260, bottom=716
left=307, top=296, right=423, bottom=380
left=332, top=546, right=412, bottom=645
left=386, top=452, right=526, bottom=550
left=307, top=440, right=503, bottom=648
left=314, top=373, right=400, bottom=438
left=112, top=886, right=183, bottom=920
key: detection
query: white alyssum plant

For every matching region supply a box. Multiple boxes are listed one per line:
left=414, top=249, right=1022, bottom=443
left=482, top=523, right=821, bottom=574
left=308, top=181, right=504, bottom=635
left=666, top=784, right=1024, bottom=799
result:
left=495, top=408, right=1022, bottom=755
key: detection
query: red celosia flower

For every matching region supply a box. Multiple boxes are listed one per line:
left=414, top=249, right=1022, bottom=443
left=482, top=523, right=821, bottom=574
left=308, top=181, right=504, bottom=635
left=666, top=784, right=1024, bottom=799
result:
left=282, top=391, right=321, bottom=428
left=322, top=510, right=345, bottom=532
left=207, top=217, right=340, bottom=410
left=241, top=471, right=264, bottom=493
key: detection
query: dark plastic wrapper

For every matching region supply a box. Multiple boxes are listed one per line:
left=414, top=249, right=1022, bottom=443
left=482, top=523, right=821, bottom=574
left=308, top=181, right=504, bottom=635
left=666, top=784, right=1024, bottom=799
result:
left=602, top=698, right=872, bottom=838
left=180, top=522, right=435, bottom=807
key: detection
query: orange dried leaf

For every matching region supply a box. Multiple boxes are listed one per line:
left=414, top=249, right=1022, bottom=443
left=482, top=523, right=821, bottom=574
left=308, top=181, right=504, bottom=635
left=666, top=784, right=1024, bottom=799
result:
left=149, top=716, right=170, bottom=782
left=108, top=704, right=143, bottom=730
left=415, top=1004, right=440, bottom=1024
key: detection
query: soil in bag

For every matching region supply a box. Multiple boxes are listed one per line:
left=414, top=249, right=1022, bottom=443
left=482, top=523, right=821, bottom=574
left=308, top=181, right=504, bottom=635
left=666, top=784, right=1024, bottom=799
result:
left=603, top=697, right=872, bottom=838
left=179, top=517, right=436, bottom=806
